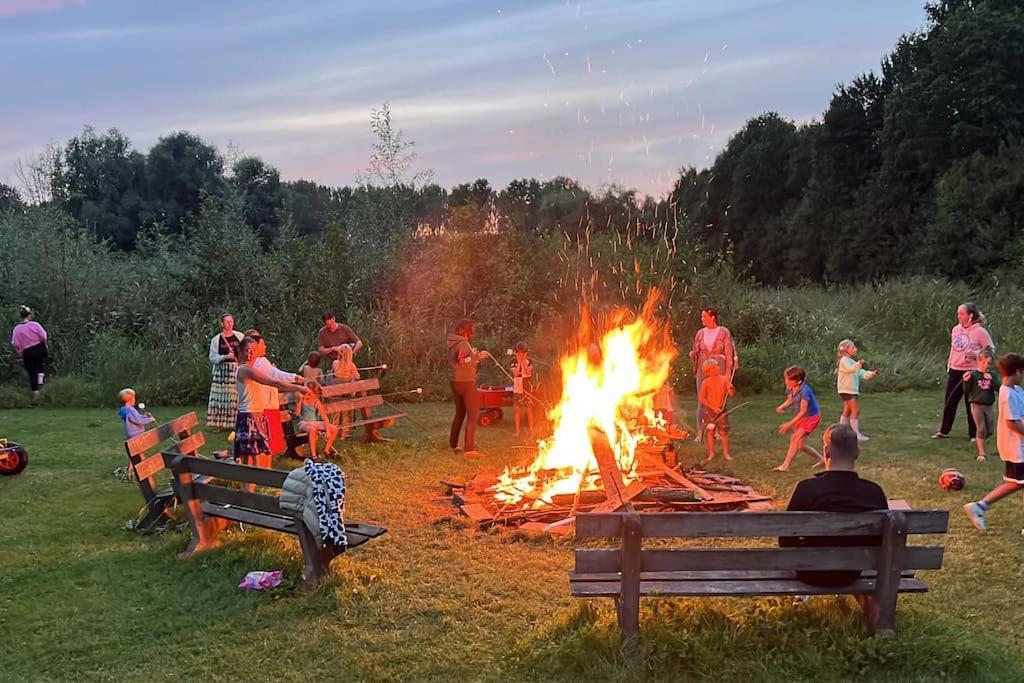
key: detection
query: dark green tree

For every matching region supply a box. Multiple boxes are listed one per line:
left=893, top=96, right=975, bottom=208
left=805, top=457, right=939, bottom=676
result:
left=232, top=156, right=284, bottom=246
left=146, top=131, right=225, bottom=232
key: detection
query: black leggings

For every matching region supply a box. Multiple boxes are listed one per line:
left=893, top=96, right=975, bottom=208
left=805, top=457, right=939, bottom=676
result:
left=940, top=368, right=976, bottom=438
left=22, top=343, right=48, bottom=392
left=449, top=382, right=480, bottom=451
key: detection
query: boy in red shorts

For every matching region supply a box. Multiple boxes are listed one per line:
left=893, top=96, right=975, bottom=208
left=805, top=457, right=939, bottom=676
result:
left=773, top=365, right=825, bottom=471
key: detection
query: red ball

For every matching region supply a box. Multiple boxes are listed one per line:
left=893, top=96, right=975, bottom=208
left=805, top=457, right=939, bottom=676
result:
left=939, top=468, right=965, bottom=491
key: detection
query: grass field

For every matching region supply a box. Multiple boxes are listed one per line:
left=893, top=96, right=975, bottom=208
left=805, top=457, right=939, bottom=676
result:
left=2, top=392, right=1023, bottom=682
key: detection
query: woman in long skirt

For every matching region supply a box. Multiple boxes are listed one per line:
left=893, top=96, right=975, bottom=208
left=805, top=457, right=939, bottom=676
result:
left=207, top=313, right=244, bottom=430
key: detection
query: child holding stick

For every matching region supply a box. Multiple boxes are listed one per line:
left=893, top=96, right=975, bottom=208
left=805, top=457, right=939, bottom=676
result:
left=118, top=388, right=155, bottom=439
left=293, top=381, right=339, bottom=460
left=698, top=360, right=735, bottom=461
left=774, top=365, right=825, bottom=471
left=511, top=341, right=535, bottom=439
left=836, top=339, right=880, bottom=442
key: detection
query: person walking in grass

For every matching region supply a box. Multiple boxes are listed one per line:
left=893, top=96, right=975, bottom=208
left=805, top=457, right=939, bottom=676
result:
left=964, top=353, right=1024, bottom=532
left=836, top=339, right=880, bottom=442
left=773, top=365, right=825, bottom=472
left=933, top=303, right=994, bottom=440
left=11, top=305, right=48, bottom=400
left=446, top=319, right=489, bottom=459
left=963, top=349, right=1000, bottom=462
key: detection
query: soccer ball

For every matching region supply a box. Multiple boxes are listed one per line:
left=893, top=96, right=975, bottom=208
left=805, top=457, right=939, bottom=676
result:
left=939, top=468, right=965, bottom=492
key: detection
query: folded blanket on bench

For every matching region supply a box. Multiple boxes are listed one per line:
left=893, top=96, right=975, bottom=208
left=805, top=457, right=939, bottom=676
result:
left=280, top=459, right=347, bottom=548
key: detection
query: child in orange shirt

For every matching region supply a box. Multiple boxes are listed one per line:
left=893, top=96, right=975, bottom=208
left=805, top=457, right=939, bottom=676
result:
left=698, top=360, right=735, bottom=461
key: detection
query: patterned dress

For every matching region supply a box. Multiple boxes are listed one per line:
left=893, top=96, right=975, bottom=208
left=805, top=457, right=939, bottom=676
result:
left=207, top=331, right=243, bottom=430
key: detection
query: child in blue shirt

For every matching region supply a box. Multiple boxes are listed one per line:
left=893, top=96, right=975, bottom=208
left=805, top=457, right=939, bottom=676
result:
left=118, top=388, right=155, bottom=439
left=773, top=365, right=825, bottom=472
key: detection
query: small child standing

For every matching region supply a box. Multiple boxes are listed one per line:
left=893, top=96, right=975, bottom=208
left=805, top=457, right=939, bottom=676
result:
left=774, top=365, right=825, bottom=472
left=698, top=360, right=735, bottom=461
left=836, top=339, right=880, bottom=442
left=331, top=345, right=361, bottom=436
left=964, top=353, right=1024, bottom=532
left=511, top=341, right=535, bottom=439
left=118, top=388, right=155, bottom=439
left=963, top=349, right=1000, bottom=461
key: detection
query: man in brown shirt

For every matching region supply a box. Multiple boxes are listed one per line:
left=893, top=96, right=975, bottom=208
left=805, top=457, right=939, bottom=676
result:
left=317, top=311, right=363, bottom=362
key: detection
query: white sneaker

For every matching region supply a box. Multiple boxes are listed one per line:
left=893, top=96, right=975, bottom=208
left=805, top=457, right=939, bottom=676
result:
left=963, top=502, right=987, bottom=532
left=857, top=433, right=870, bottom=442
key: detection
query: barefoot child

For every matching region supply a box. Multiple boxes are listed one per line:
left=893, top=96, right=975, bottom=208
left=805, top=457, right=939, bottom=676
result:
left=293, top=381, right=339, bottom=460
left=774, top=366, right=825, bottom=471
left=118, top=388, right=155, bottom=439
left=964, top=353, right=1024, bottom=532
left=836, top=339, right=880, bottom=442
left=963, top=349, right=1000, bottom=461
left=511, top=341, right=535, bottom=438
left=698, top=360, right=735, bottom=461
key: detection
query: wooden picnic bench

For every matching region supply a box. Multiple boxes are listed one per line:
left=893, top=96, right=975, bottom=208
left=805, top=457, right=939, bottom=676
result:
left=122, top=411, right=228, bottom=530
left=167, top=454, right=387, bottom=588
left=281, top=377, right=406, bottom=457
left=570, top=507, right=949, bottom=651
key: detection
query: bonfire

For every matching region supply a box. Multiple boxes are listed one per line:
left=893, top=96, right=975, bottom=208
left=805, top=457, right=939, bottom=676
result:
left=443, top=291, right=770, bottom=531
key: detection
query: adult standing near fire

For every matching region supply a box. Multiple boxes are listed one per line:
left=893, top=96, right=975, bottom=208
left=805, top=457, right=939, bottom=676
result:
left=318, top=311, right=363, bottom=376
left=11, top=305, right=48, bottom=400
left=932, top=302, right=994, bottom=440
left=689, top=307, right=738, bottom=441
left=446, top=319, right=489, bottom=459
left=206, top=313, right=244, bottom=431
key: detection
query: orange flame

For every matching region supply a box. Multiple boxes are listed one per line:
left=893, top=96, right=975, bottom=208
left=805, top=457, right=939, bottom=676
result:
left=492, top=290, right=677, bottom=507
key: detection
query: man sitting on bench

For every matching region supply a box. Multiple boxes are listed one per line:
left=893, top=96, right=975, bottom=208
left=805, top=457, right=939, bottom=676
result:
left=781, top=423, right=889, bottom=586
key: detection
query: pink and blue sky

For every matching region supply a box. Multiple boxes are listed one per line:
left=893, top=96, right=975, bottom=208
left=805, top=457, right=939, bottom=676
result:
left=0, top=0, right=926, bottom=197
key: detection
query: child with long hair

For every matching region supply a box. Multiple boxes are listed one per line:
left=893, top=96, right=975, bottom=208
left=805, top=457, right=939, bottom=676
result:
left=963, top=349, right=1000, bottom=461
left=293, top=381, right=339, bottom=460
left=836, top=339, right=880, bottom=442
left=774, top=365, right=825, bottom=472
left=331, top=345, right=361, bottom=436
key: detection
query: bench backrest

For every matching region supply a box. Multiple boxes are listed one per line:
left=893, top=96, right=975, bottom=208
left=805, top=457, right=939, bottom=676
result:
left=124, top=412, right=206, bottom=502
left=574, top=510, right=949, bottom=575
left=280, top=377, right=384, bottom=416
left=167, top=454, right=289, bottom=516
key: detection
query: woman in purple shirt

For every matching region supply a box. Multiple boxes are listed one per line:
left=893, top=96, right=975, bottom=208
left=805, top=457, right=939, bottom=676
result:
left=10, top=305, right=48, bottom=400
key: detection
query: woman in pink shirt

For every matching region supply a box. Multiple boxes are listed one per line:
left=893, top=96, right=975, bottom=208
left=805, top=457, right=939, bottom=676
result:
left=933, top=302, right=995, bottom=440
left=10, top=305, right=49, bottom=400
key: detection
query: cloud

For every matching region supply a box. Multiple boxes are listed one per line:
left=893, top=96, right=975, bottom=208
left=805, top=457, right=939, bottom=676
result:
left=0, top=0, right=85, bottom=18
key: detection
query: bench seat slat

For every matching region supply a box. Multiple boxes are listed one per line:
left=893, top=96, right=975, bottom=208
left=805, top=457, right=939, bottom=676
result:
left=192, top=482, right=284, bottom=516
left=199, top=503, right=387, bottom=549
left=575, top=546, right=944, bottom=573
left=570, top=577, right=928, bottom=597
left=170, top=455, right=289, bottom=487
left=569, top=569, right=919, bottom=582
left=576, top=510, right=950, bottom=539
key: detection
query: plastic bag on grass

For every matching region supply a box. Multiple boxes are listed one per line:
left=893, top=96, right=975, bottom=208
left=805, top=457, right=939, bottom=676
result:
left=238, top=570, right=283, bottom=590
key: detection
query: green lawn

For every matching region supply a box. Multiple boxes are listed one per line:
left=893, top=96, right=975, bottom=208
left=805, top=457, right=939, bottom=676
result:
left=1, top=392, right=1022, bottom=681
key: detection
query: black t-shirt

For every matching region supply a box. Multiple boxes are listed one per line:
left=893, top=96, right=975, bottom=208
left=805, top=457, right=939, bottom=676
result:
left=780, top=470, right=889, bottom=587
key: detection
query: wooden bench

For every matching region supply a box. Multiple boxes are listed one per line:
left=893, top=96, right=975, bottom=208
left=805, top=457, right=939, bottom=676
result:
left=570, top=508, right=948, bottom=651
left=123, top=412, right=228, bottom=530
left=167, top=454, right=387, bottom=588
left=282, top=377, right=406, bottom=457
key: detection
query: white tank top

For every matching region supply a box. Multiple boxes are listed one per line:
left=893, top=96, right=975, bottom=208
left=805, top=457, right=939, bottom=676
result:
left=236, top=369, right=263, bottom=413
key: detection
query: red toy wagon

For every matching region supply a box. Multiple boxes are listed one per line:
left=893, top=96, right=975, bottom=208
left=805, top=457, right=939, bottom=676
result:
left=478, top=384, right=514, bottom=426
